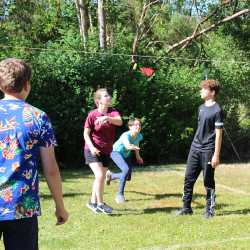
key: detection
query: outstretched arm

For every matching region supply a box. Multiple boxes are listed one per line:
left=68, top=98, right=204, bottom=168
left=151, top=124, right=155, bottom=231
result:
left=95, top=115, right=123, bottom=126
left=121, top=137, right=140, bottom=151
left=108, top=115, right=123, bottom=126
left=40, top=146, right=69, bottom=225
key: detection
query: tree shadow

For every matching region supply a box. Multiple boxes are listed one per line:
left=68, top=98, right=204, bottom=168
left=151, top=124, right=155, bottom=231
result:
left=39, top=171, right=93, bottom=183
left=217, top=208, right=250, bottom=216
left=110, top=208, right=142, bottom=216
left=127, top=190, right=204, bottom=201
left=132, top=164, right=185, bottom=173
left=144, top=206, right=183, bottom=214
left=143, top=203, right=229, bottom=214
left=40, top=192, right=89, bottom=200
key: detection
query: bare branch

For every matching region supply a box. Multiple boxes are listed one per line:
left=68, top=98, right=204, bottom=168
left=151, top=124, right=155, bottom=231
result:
left=145, top=0, right=160, bottom=9
left=167, top=8, right=250, bottom=53
left=131, top=0, right=161, bottom=63
left=139, top=13, right=160, bottom=41
left=182, top=1, right=237, bottom=49
left=145, top=40, right=164, bottom=49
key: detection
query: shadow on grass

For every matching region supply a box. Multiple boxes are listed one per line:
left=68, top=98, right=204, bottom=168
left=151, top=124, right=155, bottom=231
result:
left=217, top=208, right=250, bottom=216
left=131, top=164, right=185, bottom=173
left=144, top=206, right=181, bottom=214
left=40, top=164, right=185, bottom=182
left=40, top=192, right=89, bottom=199
left=39, top=171, right=93, bottom=183
left=110, top=208, right=143, bottom=217
left=143, top=203, right=229, bottom=214
left=127, top=191, right=204, bottom=201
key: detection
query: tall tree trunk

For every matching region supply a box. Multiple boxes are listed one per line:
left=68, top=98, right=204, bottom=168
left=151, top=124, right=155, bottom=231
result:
left=98, top=0, right=106, bottom=50
left=88, top=11, right=93, bottom=33
left=106, top=24, right=114, bottom=48
left=75, top=0, right=89, bottom=50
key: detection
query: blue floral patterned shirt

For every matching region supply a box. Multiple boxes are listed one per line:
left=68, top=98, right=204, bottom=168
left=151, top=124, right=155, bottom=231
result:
left=0, top=99, right=57, bottom=221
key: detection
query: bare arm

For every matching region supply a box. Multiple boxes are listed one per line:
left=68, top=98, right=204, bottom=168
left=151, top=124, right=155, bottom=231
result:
left=40, top=146, right=69, bottom=225
left=95, top=115, right=123, bottom=126
left=121, top=137, right=140, bottom=151
left=83, top=127, right=100, bottom=155
left=108, top=115, right=123, bottom=126
left=211, top=128, right=223, bottom=168
left=135, top=149, right=144, bottom=165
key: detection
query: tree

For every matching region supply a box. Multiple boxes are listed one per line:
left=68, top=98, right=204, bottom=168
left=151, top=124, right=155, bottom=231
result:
left=98, top=0, right=106, bottom=50
left=75, top=0, right=89, bottom=50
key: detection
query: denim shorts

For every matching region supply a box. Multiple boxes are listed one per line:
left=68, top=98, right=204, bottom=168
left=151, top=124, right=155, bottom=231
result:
left=84, top=149, right=110, bottom=167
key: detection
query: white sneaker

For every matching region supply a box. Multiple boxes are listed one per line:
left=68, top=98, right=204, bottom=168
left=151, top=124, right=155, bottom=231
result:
left=106, top=170, right=112, bottom=185
left=115, top=194, right=125, bottom=204
left=86, top=201, right=101, bottom=214
left=96, top=203, right=113, bottom=214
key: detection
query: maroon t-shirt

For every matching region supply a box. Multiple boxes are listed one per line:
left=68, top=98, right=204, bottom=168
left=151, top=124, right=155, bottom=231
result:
left=84, top=108, right=120, bottom=155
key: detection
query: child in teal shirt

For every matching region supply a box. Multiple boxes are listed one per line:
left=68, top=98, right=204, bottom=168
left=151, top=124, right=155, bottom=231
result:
left=106, top=118, right=143, bottom=203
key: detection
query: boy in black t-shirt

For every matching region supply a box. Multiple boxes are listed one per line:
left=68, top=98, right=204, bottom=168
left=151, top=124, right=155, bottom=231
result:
left=177, top=80, right=223, bottom=218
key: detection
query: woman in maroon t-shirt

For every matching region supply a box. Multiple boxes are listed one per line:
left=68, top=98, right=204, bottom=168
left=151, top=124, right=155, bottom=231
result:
left=84, top=88, right=122, bottom=214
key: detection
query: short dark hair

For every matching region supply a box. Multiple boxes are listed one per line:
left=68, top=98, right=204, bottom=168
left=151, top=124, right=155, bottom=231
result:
left=128, top=117, right=141, bottom=127
left=0, top=58, right=31, bottom=93
left=200, top=79, right=220, bottom=95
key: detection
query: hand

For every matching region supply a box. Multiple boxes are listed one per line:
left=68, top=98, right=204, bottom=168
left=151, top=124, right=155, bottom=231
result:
left=136, top=157, right=144, bottom=165
left=132, top=145, right=140, bottom=151
left=55, top=207, right=69, bottom=225
left=211, top=154, right=220, bottom=168
left=90, top=147, right=100, bottom=156
left=95, top=116, right=109, bottom=125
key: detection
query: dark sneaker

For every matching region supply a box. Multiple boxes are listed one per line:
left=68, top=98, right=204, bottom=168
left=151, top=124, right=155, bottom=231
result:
left=86, top=202, right=100, bottom=214
left=106, top=170, right=112, bottom=185
left=204, top=209, right=214, bottom=219
left=115, top=194, right=125, bottom=204
left=96, top=203, right=113, bottom=214
left=176, top=207, right=193, bottom=216
left=204, top=211, right=214, bottom=219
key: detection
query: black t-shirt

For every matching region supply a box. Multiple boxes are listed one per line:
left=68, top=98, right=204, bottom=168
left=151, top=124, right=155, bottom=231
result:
left=191, top=102, right=223, bottom=152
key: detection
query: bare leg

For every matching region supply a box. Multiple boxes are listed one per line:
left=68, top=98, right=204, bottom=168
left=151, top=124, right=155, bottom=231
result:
left=89, top=162, right=107, bottom=204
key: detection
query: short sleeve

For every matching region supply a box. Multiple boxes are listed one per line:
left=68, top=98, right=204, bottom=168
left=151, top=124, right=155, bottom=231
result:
left=38, top=113, right=57, bottom=147
left=110, top=108, right=120, bottom=117
left=215, top=110, right=224, bottom=129
left=138, top=133, right=143, bottom=142
left=84, top=112, right=94, bottom=129
left=121, top=132, right=130, bottom=142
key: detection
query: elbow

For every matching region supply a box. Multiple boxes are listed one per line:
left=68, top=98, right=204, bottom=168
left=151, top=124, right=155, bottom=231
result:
left=83, top=131, right=89, bottom=141
left=117, top=119, right=123, bottom=126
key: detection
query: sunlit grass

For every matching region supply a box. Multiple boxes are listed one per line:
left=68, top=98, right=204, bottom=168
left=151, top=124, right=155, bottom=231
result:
left=20, top=164, right=250, bottom=250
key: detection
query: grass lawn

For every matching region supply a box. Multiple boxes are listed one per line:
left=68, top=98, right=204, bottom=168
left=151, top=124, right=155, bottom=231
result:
left=17, top=164, right=250, bottom=249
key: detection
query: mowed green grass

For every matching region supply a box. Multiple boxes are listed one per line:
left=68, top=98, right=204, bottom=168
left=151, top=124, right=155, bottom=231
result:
left=37, top=164, right=250, bottom=249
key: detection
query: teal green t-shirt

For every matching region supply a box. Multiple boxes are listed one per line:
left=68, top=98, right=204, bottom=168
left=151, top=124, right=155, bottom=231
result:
left=112, top=131, right=143, bottom=158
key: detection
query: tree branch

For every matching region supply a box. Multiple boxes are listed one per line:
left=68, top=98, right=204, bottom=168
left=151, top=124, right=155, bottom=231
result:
left=167, top=8, right=250, bottom=53
left=181, top=1, right=230, bottom=49
left=131, top=0, right=160, bottom=63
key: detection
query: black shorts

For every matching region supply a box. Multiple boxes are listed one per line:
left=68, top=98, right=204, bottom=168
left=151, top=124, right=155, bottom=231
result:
left=0, top=216, right=38, bottom=250
left=84, top=149, right=110, bottom=167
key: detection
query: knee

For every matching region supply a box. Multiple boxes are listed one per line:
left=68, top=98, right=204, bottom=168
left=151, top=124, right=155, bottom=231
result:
left=95, top=172, right=105, bottom=182
left=184, top=174, right=195, bottom=183
left=121, top=169, right=129, bottom=178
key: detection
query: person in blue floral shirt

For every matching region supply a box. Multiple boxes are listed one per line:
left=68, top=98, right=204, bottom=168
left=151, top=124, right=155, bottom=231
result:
left=0, top=58, right=68, bottom=250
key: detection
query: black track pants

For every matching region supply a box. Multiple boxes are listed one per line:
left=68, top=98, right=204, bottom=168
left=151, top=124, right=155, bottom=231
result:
left=182, top=148, right=215, bottom=207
